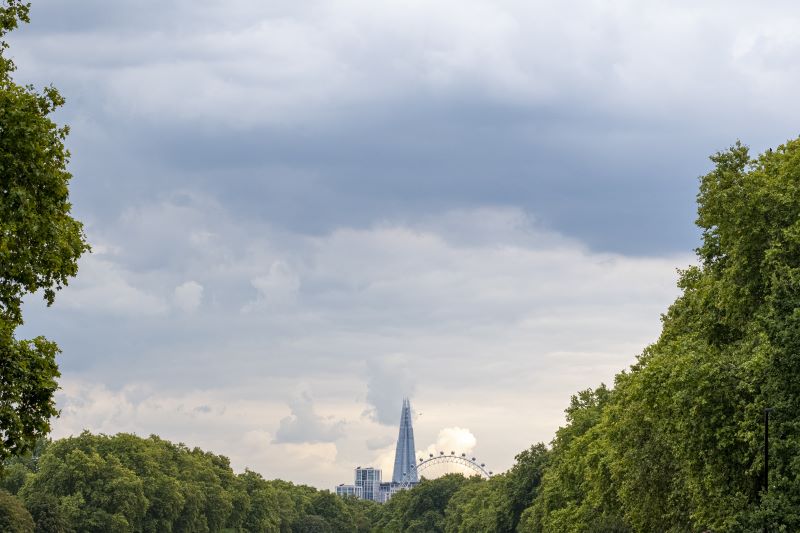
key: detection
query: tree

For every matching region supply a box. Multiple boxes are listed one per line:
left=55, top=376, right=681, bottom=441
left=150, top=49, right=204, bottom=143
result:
left=21, top=446, right=147, bottom=533
left=443, top=476, right=512, bottom=533
left=504, top=443, right=549, bottom=529
left=22, top=492, right=66, bottom=533
left=293, top=514, right=332, bottom=533
left=0, top=0, right=89, bottom=462
left=307, top=491, right=356, bottom=533
left=0, top=490, right=34, bottom=533
left=375, top=474, right=475, bottom=533
left=338, top=495, right=379, bottom=533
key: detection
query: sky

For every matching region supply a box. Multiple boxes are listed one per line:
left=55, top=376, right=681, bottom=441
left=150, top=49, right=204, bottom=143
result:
left=9, top=0, right=800, bottom=488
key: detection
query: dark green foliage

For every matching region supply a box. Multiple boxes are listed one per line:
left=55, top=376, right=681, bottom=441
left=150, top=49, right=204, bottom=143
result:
left=23, top=492, right=66, bottom=533
left=0, top=327, right=61, bottom=463
left=0, top=489, right=34, bottom=533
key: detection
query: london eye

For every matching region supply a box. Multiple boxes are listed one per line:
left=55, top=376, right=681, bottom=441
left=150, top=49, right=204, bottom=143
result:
left=398, top=451, right=493, bottom=489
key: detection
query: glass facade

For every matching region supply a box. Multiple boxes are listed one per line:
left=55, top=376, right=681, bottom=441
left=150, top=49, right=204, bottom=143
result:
left=392, top=398, right=418, bottom=484
left=354, top=467, right=382, bottom=501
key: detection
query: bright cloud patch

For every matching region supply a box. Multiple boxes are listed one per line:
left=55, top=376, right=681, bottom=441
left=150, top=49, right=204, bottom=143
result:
left=174, top=280, right=204, bottom=312
left=421, top=427, right=478, bottom=457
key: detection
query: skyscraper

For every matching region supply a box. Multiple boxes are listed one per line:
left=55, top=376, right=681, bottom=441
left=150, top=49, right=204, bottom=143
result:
left=391, top=398, right=418, bottom=483
left=354, top=467, right=382, bottom=501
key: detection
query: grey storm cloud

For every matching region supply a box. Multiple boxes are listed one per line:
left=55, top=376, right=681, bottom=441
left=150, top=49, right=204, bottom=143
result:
left=9, top=0, right=800, bottom=255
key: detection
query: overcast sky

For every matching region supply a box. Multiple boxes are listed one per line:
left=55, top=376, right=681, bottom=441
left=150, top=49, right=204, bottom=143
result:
left=11, top=0, right=800, bottom=488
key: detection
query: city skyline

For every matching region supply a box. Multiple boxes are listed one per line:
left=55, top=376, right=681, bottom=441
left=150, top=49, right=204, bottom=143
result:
left=337, top=398, right=419, bottom=503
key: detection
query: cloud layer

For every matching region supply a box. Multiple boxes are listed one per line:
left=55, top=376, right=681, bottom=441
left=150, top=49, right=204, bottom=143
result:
left=23, top=198, right=686, bottom=487
left=9, top=0, right=798, bottom=489
left=10, top=0, right=800, bottom=257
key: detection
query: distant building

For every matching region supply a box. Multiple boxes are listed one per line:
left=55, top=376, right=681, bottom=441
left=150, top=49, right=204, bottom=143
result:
left=336, top=398, right=419, bottom=503
left=392, top=398, right=418, bottom=484
left=335, top=484, right=360, bottom=498
left=355, top=466, right=382, bottom=501
left=378, top=481, right=403, bottom=503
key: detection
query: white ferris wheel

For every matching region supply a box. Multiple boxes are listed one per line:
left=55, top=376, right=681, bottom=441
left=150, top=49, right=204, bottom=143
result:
left=398, top=450, right=493, bottom=489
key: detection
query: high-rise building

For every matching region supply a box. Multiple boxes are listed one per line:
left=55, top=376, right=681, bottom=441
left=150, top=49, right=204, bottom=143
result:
left=392, top=398, right=418, bottom=484
left=336, top=399, right=419, bottom=503
left=354, top=467, right=382, bottom=501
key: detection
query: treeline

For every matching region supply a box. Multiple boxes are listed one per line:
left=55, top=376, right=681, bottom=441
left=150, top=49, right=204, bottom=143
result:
left=0, top=431, right=547, bottom=533
left=0, top=432, right=378, bottom=533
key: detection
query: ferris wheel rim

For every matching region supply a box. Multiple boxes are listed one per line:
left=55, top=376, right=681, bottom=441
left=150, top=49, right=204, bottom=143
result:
left=398, top=452, right=492, bottom=488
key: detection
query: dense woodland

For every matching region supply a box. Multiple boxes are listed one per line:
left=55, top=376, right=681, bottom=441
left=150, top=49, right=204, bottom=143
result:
left=3, top=138, right=800, bottom=532
left=4, top=1, right=800, bottom=531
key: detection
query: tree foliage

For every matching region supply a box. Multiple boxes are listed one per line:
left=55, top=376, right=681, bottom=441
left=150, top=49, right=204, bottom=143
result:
left=0, top=489, right=34, bottom=533
left=1, top=432, right=378, bottom=533
left=0, top=0, right=89, bottom=463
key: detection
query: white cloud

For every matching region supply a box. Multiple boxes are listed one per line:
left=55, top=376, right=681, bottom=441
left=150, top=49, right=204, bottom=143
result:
left=421, top=427, right=477, bottom=457
left=173, top=281, right=204, bottom=312
left=273, top=391, right=346, bottom=444
left=54, top=254, right=168, bottom=316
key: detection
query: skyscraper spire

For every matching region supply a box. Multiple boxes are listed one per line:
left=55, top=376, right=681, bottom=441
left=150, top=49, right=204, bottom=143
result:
left=392, top=398, right=418, bottom=483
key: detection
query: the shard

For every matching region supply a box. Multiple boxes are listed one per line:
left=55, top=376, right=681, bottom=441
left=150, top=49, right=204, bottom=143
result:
left=391, top=398, right=418, bottom=483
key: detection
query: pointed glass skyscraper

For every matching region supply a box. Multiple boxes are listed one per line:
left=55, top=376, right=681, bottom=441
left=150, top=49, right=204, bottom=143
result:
left=392, top=398, right=418, bottom=483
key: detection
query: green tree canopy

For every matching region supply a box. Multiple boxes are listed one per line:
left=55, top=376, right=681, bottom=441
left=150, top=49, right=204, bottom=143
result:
left=5, top=431, right=379, bottom=533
